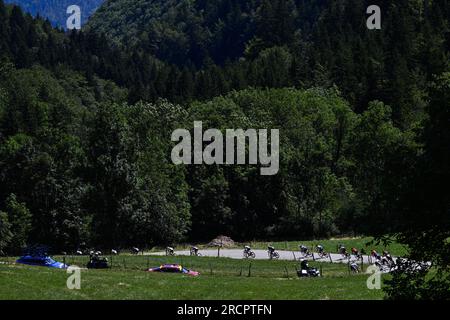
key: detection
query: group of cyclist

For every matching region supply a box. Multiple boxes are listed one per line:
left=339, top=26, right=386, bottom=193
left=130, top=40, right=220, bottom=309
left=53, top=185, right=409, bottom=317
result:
left=165, top=244, right=395, bottom=270
left=244, top=243, right=360, bottom=260
left=371, top=249, right=395, bottom=269
left=165, top=246, right=202, bottom=256
left=335, top=244, right=365, bottom=259
left=244, top=245, right=279, bottom=259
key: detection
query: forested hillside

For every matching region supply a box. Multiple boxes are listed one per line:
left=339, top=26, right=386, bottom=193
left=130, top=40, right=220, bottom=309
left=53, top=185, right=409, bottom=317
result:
left=87, top=0, right=450, bottom=126
left=4, top=0, right=104, bottom=28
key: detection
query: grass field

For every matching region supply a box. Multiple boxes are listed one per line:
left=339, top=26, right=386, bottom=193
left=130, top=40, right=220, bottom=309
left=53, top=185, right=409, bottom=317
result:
left=0, top=236, right=402, bottom=300
left=0, top=255, right=388, bottom=300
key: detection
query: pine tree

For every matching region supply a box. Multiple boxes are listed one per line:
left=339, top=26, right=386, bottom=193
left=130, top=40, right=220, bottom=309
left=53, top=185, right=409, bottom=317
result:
left=8, top=5, right=32, bottom=67
left=4, top=194, right=32, bottom=254
left=0, top=0, right=8, bottom=55
left=0, top=211, right=12, bottom=255
left=178, top=67, right=195, bottom=102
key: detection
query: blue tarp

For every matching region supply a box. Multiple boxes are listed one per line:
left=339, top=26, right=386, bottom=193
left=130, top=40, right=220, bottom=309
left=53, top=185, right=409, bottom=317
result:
left=16, top=255, right=68, bottom=269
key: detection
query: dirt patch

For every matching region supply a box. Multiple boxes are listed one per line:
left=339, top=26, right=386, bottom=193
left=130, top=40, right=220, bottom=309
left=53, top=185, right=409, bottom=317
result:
left=208, top=235, right=235, bottom=247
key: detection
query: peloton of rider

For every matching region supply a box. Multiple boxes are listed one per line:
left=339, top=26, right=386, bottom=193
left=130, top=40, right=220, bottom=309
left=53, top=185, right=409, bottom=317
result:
left=316, top=244, right=324, bottom=254
left=299, top=244, right=309, bottom=254
left=350, top=261, right=360, bottom=273
left=338, top=244, right=347, bottom=255
left=382, top=250, right=394, bottom=263
left=371, top=249, right=381, bottom=260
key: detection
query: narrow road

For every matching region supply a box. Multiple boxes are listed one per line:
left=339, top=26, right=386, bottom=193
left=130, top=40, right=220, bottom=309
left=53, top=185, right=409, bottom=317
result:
left=149, top=249, right=377, bottom=265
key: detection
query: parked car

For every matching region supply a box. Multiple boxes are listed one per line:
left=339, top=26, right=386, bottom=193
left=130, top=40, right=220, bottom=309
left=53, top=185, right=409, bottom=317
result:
left=16, top=255, right=68, bottom=269
left=147, top=264, right=199, bottom=276
left=87, top=253, right=109, bottom=269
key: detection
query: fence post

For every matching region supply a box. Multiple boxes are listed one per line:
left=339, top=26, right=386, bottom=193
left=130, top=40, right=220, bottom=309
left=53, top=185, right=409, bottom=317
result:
left=209, top=263, right=213, bottom=275
left=247, top=262, right=252, bottom=277
left=312, top=253, right=315, bottom=261
left=329, top=254, right=333, bottom=263
left=220, top=240, right=223, bottom=257
left=284, top=266, right=289, bottom=279
left=292, top=252, right=296, bottom=261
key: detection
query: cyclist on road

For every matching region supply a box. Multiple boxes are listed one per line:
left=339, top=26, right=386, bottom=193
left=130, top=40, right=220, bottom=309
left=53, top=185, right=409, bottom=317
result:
left=316, top=244, right=324, bottom=254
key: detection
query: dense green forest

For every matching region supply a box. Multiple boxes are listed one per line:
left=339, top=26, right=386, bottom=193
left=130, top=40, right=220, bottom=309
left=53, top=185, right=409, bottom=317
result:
left=0, top=1, right=449, bottom=298
left=87, top=0, right=450, bottom=124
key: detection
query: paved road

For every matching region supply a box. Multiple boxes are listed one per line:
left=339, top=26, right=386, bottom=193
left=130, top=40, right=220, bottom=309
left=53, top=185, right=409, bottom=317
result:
left=149, top=249, right=377, bottom=265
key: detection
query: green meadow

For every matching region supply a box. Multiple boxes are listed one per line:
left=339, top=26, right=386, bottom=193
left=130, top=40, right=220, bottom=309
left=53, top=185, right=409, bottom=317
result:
left=0, top=254, right=387, bottom=300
